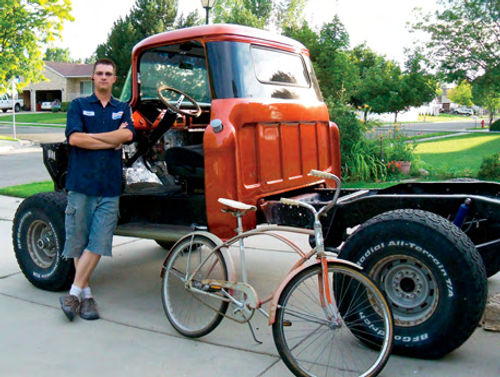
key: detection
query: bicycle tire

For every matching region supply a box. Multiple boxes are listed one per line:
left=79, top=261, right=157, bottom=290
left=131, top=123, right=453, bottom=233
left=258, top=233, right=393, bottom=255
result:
left=272, top=263, right=393, bottom=377
left=161, top=235, right=229, bottom=338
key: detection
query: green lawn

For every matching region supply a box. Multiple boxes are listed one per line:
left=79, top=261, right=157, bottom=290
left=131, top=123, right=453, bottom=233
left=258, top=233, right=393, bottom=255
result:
left=0, top=112, right=66, bottom=126
left=0, top=181, right=54, bottom=198
left=417, top=114, right=486, bottom=122
left=415, top=133, right=500, bottom=176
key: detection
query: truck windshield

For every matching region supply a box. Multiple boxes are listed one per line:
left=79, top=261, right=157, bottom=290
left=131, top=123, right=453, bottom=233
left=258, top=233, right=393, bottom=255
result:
left=138, top=41, right=210, bottom=106
left=206, top=41, right=322, bottom=101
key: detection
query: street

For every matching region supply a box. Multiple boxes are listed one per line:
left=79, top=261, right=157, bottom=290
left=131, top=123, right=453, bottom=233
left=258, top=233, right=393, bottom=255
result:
left=0, top=125, right=498, bottom=376
left=0, top=193, right=498, bottom=377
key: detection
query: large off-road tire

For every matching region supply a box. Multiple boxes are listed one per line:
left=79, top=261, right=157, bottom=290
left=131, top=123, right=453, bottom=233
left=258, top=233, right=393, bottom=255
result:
left=338, top=209, right=487, bottom=359
left=12, top=192, right=74, bottom=291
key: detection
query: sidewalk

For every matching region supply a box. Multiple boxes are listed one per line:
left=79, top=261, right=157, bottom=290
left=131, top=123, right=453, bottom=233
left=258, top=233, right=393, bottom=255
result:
left=0, top=194, right=498, bottom=377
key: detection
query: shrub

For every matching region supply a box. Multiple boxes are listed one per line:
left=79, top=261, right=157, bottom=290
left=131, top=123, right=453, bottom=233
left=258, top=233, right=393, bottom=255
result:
left=60, top=101, right=70, bottom=112
left=343, top=140, right=387, bottom=182
left=490, top=118, right=500, bottom=132
left=477, top=153, right=500, bottom=180
left=384, top=126, right=416, bottom=162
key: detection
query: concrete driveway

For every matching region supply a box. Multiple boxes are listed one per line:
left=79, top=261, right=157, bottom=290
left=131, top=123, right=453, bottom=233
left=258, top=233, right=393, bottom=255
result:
left=0, top=195, right=499, bottom=377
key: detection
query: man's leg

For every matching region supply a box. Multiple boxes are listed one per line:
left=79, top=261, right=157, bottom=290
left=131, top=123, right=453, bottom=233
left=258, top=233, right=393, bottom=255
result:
left=74, top=250, right=101, bottom=289
left=60, top=192, right=94, bottom=321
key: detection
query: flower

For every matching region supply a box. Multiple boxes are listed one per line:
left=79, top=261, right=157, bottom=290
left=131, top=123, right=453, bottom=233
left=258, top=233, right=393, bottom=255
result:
left=385, top=127, right=416, bottom=162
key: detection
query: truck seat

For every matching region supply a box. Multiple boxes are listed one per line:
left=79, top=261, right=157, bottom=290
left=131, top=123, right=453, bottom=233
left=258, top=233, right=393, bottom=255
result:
left=164, top=144, right=204, bottom=190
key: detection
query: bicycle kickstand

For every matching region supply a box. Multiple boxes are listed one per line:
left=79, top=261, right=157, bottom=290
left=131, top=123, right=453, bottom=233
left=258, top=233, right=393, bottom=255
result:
left=247, top=321, right=263, bottom=344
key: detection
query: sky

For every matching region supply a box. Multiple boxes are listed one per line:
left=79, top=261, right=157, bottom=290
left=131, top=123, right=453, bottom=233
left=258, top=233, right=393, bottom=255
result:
left=58, top=0, right=438, bottom=65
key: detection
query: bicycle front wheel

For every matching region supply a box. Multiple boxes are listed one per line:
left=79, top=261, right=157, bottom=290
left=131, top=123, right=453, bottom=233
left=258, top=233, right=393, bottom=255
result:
left=272, top=263, right=393, bottom=377
left=161, top=234, right=229, bottom=338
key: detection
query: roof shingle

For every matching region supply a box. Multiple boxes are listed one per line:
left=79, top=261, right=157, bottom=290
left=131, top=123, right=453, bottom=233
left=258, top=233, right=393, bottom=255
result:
left=45, top=61, right=93, bottom=77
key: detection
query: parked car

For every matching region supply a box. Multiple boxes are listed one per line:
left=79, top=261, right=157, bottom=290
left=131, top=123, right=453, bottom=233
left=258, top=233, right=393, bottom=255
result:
left=0, top=93, right=23, bottom=112
left=40, top=99, right=61, bottom=111
left=453, top=107, right=474, bottom=116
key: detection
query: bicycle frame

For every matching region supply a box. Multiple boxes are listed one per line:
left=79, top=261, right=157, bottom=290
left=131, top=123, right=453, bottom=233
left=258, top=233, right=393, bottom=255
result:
left=161, top=224, right=362, bottom=326
left=161, top=170, right=358, bottom=326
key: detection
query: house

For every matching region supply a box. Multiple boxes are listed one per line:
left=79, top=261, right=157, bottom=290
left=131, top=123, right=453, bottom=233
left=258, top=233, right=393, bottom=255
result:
left=22, top=61, right=93, bottom=111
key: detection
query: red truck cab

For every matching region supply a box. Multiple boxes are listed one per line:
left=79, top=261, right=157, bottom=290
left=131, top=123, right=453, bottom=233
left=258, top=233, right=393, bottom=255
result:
left=121, top=24, right=340, bottom=238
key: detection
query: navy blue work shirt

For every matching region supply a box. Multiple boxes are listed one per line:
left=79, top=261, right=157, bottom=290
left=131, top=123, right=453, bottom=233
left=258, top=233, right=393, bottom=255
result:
left=65, top=94, right=135, bottom=197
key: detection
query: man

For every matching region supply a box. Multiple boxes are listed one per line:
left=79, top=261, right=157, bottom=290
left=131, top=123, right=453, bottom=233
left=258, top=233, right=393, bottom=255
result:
left=59, top=58, right=135, bottom=321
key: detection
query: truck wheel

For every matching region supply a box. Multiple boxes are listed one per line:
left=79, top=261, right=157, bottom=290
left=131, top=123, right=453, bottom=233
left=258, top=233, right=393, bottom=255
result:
left=12, top=192, right=74, bottom=291
left=14, top=103, right=20, bottom=112
left=338, top=209, right=487, bottom=359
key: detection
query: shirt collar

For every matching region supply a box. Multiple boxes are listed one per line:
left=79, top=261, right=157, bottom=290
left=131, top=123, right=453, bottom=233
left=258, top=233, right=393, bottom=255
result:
left=89, top=93, right=118, bottom=107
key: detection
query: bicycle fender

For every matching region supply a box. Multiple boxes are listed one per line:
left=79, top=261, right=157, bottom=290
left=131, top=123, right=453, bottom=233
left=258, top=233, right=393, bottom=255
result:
left=268, top=257, right=362, bottom=326
left=160, top=231, right=236, bottom=282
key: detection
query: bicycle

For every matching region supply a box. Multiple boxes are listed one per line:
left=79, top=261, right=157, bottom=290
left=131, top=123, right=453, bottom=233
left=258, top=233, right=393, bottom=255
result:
left=161, top=170, right=393, bottom=377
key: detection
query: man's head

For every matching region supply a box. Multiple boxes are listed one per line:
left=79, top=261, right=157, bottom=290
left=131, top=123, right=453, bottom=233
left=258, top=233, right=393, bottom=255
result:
left=92, top=58, right=117, bottom=94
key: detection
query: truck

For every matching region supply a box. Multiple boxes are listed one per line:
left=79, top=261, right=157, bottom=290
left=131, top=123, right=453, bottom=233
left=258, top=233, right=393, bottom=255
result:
left=0, top=93, right=23, bottom=112
left=12, top=24, right=499, bottom=359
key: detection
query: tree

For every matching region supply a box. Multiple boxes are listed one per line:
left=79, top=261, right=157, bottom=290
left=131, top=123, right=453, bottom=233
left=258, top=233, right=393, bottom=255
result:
left=0, top=0, right=73, bottom=93
left=472, top=70, right=500, bottom=125
left=412, top=0, right=499, bottom=83
left=447, top=80, right=474, bottom=107
left=285, top=17, right=358, bottom=103
left=95, top=0, right=200, bottom=96
left=362, top=54, right=437, bottom=124
left=213, top=0, right=306, bottom=30
left=349, top=44, right=387, bottom=122
left=44, top=47, right=72, bottom=63
left=213, top=0, right=272, bottom=28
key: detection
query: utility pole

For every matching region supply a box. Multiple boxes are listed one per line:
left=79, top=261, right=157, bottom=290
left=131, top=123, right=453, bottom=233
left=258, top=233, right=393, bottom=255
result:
left=12, top=77, right=17, bottom=139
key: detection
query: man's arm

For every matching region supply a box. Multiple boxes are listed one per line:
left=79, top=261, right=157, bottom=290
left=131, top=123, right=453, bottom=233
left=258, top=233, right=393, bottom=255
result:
left=88, top=123, right=134, bottom=145
left=68, top=123, right=133, bottom=150
left=68, top=132, right=118, bottom=150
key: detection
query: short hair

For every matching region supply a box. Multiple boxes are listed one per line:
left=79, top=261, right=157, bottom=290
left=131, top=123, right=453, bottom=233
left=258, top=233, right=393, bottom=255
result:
left=93, top=58, right=116, bottom=74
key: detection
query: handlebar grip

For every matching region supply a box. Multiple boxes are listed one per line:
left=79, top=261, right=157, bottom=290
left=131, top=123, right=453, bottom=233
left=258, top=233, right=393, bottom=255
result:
left=280, top=198, right=302, bottom=207
left=310, top=169, right=338, bottom=181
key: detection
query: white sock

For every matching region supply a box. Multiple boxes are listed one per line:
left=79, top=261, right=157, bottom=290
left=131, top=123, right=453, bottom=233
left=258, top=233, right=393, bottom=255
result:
left=69, top=284, right=82, bottom=300
left=82, top=287, right=93, bottom=300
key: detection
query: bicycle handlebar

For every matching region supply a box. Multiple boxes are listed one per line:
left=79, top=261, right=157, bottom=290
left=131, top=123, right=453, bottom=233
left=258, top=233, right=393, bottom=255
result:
left=280, top=198, right=301, bottom=207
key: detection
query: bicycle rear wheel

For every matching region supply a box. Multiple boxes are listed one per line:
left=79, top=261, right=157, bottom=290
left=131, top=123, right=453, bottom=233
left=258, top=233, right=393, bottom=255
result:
left=272, top=263, right=393, bottom=377
left=161, top=234, right=229, bottom=338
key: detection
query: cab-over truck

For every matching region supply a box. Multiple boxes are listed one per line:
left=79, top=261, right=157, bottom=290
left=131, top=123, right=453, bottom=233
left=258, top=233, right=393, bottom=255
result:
left=12, top=25, right=499, bottom=359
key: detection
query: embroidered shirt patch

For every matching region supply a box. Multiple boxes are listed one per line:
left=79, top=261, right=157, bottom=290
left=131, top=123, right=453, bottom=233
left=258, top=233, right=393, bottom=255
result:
left=83, top=110, right=95, bottom=116
left=112, top=111, right=123, bottom=120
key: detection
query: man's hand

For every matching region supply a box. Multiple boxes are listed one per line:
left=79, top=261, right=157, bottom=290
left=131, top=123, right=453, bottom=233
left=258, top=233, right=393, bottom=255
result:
left=114, top=122, right=129, bottom=149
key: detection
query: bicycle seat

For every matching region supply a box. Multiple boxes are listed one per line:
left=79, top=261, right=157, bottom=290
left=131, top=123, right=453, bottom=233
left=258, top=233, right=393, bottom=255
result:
left=218, top=198, right=256, bottom=212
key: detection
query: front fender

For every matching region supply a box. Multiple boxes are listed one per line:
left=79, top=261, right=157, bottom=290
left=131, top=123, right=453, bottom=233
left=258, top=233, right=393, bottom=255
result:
left=160, top=231, right=236, bottom=283
left=268, top=257, right=362, bottom=325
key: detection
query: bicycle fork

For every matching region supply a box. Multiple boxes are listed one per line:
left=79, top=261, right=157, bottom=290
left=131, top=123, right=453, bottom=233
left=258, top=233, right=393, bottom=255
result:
left=318, top=256, right=343, bottom=328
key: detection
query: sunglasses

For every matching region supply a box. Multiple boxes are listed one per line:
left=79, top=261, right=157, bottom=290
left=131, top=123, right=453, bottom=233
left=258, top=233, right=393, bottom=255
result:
left=94, top=71, right=114, bottom=77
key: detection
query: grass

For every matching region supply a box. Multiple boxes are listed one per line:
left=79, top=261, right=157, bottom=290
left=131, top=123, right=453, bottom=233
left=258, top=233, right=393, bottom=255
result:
left=342, top=181, right=398, bottom=189
left=410, top=132, right=454, bottom=140
left=0, top=135, right=17, bottom=141
left=0, top=181, right=54, bottom=198
left=0, top=112, right=66, bottom=126
left=415, top=133, right=500, bottom=176
left=417, top=114, right=485, bottom=122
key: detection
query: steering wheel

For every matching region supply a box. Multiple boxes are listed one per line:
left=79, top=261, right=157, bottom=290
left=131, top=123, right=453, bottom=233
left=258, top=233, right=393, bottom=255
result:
left=157, top=85, right=202, bottom=118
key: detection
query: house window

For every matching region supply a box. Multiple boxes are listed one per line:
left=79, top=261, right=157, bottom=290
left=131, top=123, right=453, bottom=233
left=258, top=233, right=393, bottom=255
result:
left=80, top=81, right=93, bottom=95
